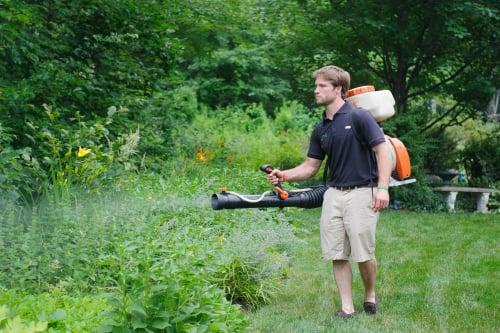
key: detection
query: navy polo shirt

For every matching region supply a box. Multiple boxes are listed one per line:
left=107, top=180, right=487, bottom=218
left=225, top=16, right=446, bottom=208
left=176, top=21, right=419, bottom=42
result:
left=307, top=102, right=386, bottom=187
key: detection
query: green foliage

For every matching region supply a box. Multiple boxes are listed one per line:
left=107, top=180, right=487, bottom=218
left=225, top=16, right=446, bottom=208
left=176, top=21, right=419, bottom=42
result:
left=274, top=101, right=317, bottom=133
left=0, top=124, right=45, bottom=204
left=189, top=46, right=290, bottom=110
left=0, top=2, right=498, bottom=330
left=422, top=129, right=461, bottom=173
left=390, top=178, right=446, bottom=212
left=459, top=125, right=500, bottom=186
left=0, top=169, right=301, bottom=331
left=0, top=290, right=107, bottom=333
left=0, top=305, right=47, bottom=333
left=0, top=0, right=182, bottom=138
left=171, top=101, right=315, bottom=171
left=217, top=257, right=278, bottom=311
left=0, top=0, right=192, bottom=200
left=458, top=125, right=500, bottom=211
left=20, top=104, right=140, bottom=199
left=279, top=0, right=499, bottom=117
left=216, top=209, right=296, bottom=310
left=169, top=0, right=292, bottom=112
left=136, top=85, right=199, bottom=162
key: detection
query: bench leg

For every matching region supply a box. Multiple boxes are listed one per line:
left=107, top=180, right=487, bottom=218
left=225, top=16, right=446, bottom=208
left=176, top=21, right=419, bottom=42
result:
left=476, top=193, right=490, bottom=213
left=442, top=192, right=458, bottom=211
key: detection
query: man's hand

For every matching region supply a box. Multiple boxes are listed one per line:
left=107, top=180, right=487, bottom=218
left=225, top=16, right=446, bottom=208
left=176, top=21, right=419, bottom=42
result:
left=372, top=188, right=389, bottom=212
left=267, top=169, right=286, bottom=185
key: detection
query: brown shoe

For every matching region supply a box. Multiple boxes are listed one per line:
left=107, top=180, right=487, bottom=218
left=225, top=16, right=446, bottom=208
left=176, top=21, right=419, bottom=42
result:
left=363, top=301, right=377, bottom=315
left=336, top=309, right=356, bottom=319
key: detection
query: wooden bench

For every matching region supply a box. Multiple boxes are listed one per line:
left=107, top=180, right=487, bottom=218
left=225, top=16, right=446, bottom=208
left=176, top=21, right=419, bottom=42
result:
left=433, top=186, right=496, bottom=213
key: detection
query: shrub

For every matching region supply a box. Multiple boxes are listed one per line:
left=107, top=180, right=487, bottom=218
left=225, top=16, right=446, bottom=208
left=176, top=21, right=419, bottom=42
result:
left=0, top=124, right=45, bottom=204
left=217, top=257, right=277, bottom=310
left=136, top=85, right=199, bottom=164
left=17, top=104, right=143, bottom=199
left=274, top=101, right=316, bottom=134
left=459, top=126, right=500, bottom=187
left=390, top=177, right=446, bottom=212
left=171, top=102, right=312, bottom=171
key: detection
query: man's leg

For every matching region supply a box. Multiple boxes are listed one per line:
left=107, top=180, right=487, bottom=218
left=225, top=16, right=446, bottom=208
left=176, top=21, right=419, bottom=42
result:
left=347, top=188, right=378, bottom=306
left=321, top=189, right=354, bottom=315
left=332, top=259, right=355, bottom=313
left=358, top=258, right=377, bottom=303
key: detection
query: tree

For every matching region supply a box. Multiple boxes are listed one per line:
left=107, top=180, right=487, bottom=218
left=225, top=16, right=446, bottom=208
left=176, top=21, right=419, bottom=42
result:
left=170, top=0, right=291, bottom=110
left=272, top=0, right=499, bottom=132
left=0, top=0, right=183, bottom=147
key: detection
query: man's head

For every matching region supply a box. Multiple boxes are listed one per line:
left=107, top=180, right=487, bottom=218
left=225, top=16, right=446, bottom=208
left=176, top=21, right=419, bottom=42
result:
left=313, top=66, right=350, bottom=102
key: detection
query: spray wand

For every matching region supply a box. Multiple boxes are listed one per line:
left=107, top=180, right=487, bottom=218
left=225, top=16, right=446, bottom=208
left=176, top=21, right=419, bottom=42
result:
left=211, top=163, right=416, bottom=210
left=212, top=164, right=326, bottom=210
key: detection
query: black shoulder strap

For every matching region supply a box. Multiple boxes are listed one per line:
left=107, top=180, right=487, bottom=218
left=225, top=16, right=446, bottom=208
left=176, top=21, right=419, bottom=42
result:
left=351, top=108, right=367, bottom=147
left=322, top=159, right=328, bottom=185
left=352, top=108, right=377, bottom=185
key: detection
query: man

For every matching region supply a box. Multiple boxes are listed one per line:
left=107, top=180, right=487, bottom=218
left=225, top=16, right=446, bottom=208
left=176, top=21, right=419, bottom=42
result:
left=268, top=65, right=391, bottom=318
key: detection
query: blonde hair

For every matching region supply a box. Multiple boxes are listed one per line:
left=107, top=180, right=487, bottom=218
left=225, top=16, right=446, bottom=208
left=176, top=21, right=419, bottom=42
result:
left=313, top=65, right=350, bottom=99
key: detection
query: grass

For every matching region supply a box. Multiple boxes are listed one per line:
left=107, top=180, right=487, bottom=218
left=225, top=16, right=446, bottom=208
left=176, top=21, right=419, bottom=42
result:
left=246, top=209, right=500, bottom=333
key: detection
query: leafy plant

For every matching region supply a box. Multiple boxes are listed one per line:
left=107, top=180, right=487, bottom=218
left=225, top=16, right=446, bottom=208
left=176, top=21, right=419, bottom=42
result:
left=0, top=305, right=47, bottom=333
left=459, top=125, right=500, bottom=186
left=0, top=290, right=108, bottom=333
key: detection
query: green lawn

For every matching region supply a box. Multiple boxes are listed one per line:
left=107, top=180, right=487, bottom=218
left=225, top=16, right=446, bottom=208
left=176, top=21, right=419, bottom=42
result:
left=247, top=210, right=499, bottom=333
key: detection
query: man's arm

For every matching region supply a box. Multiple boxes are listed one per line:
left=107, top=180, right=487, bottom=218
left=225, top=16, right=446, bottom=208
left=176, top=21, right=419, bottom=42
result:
left=268, top=158, right=322, bottom=184
left=372, top=142, right=392, bottom=211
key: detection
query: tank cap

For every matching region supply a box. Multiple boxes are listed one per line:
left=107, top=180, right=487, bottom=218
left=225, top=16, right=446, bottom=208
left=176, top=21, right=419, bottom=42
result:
left=347, top=85, right=375, bottom=98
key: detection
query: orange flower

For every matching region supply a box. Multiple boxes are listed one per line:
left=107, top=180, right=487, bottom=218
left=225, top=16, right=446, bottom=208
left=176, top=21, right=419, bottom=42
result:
left=196, top=147, right=207, bottom=162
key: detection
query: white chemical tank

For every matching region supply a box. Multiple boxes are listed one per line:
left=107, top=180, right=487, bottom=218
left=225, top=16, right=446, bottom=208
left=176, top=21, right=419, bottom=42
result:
left=346, top=85, right=395, bottom=122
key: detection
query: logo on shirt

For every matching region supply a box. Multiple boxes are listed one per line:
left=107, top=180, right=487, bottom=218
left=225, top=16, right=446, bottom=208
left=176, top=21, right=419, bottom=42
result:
left=345, top=126, right=351, bottom=129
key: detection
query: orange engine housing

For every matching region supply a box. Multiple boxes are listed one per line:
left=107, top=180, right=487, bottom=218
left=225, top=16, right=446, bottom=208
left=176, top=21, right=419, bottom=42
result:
left=385, top=136, right=411, bottom=180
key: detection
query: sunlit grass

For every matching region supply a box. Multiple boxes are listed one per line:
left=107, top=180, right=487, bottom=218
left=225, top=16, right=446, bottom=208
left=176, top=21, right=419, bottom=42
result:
left=247, top=210, right=499, bottom=332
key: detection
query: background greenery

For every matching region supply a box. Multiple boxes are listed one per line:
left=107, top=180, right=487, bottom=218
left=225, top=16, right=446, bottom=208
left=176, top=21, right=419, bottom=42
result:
left=0, top=0, right=498, bottom=332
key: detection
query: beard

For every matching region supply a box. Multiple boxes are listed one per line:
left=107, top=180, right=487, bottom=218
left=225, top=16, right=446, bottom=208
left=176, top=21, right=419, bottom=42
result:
left=316, top=94, right=336, bottom=106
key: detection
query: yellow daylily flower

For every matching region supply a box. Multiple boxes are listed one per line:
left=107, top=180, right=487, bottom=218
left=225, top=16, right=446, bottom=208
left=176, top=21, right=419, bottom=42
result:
left=77, top=147, right=91, bottom=158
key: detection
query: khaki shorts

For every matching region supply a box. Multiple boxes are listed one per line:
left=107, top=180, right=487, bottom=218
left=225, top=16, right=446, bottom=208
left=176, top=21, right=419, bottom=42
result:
left=320, top=187, right=379, bottom=262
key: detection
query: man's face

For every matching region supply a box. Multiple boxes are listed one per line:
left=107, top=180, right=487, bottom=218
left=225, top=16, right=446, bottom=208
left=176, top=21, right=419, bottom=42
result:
left=315, top=77, right=341, bottom=106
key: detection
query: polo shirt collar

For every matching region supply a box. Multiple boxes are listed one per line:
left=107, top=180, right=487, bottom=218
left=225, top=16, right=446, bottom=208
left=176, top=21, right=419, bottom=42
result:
left=321, top=102, right=352, bottom=123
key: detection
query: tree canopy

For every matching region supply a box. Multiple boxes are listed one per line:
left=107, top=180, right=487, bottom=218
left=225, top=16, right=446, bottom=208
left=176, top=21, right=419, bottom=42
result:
left=0, top=0, right=498, bottom=198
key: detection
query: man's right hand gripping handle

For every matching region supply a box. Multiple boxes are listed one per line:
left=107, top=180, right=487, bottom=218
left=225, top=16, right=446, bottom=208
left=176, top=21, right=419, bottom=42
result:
left=260, top=164, right=288, bottom=200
